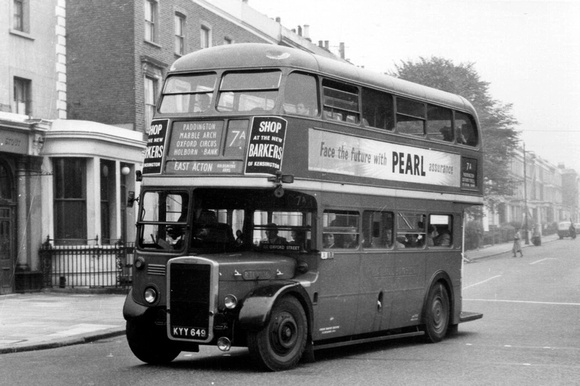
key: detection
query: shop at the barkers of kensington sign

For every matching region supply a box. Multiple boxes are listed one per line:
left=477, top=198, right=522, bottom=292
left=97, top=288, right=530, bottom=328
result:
left=245, top=116, right=287, bottom=175
left=308, top=129, right=477, bottom=189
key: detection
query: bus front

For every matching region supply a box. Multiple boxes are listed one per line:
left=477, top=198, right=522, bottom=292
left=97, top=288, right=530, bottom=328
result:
left=124, top=45, right=318, bottom=371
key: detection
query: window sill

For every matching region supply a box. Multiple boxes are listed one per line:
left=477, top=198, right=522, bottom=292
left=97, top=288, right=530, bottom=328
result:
left=144, top=39, right=162, bottom=49
left=9, top=29, right=34, bottom=41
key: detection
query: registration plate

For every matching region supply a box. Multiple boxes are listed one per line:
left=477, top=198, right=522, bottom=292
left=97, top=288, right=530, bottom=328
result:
left=171, top=326, right=208, bottom=339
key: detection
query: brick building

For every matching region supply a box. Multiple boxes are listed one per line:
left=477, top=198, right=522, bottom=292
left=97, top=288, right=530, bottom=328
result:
left=66, top=0, right=335, bottom=134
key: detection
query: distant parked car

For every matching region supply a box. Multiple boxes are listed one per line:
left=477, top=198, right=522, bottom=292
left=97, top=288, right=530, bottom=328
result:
left=557, top=221, right=576, bottom=239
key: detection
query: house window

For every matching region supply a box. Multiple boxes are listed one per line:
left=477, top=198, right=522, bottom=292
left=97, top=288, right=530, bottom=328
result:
left=100, top=160, right=115, bottom=245
left=174, top=13, right=185, bottom=55
left=144, top=75, right=158, bottom=127
left=144, top=0, right=158, bottom=43
left=0, top=161, right=13, bottom=201
left=13, top=77, right=31, bottom=115
left=13, top=0, right=28, bottom=32
left=54, top=158, right=87, bottom=245
left=200, top=25, right=211, bottom=49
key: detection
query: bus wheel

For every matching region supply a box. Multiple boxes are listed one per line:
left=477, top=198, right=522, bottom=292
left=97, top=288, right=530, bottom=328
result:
left=423, top=282, right=450, bottom=343
left=126, top=319, right=181, bottom=364
left=247, top=296, right=307, bottom=371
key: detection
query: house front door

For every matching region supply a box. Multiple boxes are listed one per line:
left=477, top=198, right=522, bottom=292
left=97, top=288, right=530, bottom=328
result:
left=0, top=206, right=14, bottom=295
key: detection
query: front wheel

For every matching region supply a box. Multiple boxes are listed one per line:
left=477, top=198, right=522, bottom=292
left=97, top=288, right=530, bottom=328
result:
left=126, top=319, right=181, bottom=364
left=247, top=296, right=308, bottom=371
left=422, top=282, right=450, bottom=343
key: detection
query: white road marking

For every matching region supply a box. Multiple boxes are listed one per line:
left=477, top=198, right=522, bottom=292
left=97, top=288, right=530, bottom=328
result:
left=462, top=275, right=502, bottom=290
left=529, top=258, right=557, bottom=265
left=464, top=298, right=580, bottom=306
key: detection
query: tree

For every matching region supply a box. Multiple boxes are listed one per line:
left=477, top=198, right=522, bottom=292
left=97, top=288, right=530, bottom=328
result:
left=389, top=57, right=520, bottom=198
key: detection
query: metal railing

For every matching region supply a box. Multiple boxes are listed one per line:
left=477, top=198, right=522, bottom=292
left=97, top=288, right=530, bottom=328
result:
left=40, top=238, right=135, bottom=289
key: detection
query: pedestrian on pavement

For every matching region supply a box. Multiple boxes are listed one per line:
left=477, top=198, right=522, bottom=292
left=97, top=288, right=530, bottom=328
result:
left=513, top=228, right=523, bottom=257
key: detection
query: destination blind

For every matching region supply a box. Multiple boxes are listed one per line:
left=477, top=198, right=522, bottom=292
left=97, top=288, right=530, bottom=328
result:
left=164, top=119, right=248, bottom=175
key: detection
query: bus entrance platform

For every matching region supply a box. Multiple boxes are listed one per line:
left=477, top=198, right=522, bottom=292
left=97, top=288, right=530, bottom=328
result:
left=0, top=233, right=559, bottom=355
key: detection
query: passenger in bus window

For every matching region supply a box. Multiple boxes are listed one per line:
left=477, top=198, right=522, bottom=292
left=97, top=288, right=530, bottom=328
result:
left=323, top=233, right=335, bottom=248
left=434, top=229, right=452, bottom=247
left=426, top=225, right=438, bottom=246
left=404, top=233, right=422, bottom=248
left=290, top=230, right=307, bottom=251
left=261, top=223, right=288, bottom=245
left=343, top=232, right=359, bottom=249
left=456, top=125, right=467, bottom=144
left=382, top=226, right=394, bottom=247
left=195, top=93, right=211, bottom=112
left=235, top=230, right=244, bottom=245
left=296, top=103, right=310, bottom=116
left=440, top=126, right=453, bottom=142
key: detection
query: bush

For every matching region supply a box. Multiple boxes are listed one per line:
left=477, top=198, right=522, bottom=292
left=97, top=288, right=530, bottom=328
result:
left=465, top=220, right=482, bottom=250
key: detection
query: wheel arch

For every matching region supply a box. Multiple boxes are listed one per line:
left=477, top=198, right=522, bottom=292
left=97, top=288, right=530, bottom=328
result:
left=238, top=281, right=313, bottom=335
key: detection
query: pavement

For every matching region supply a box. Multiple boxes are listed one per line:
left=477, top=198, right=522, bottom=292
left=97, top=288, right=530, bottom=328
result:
left=0, top=233, right=560, bottom=355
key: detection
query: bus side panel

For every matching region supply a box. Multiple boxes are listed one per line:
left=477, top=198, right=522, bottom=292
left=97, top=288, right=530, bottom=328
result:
left=388, top=252, right=426, bottom=328
left=311, top=253, right=361, bottom=341
left=354, top=252, right=394, bottom=334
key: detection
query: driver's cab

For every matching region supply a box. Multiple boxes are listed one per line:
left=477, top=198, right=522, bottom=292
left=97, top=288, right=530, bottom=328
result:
left=137, top=188, right=316, bottom=255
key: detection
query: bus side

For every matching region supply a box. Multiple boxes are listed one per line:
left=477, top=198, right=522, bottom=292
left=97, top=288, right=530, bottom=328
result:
left=302, top=191, right=466, bottom=344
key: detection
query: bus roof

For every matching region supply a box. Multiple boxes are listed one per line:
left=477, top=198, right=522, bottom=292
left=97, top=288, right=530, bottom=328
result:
left=170, top=43, right=476, bottom=115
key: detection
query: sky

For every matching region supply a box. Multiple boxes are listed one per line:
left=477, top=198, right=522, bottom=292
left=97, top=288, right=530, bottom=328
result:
left=249, top=0, right=580, bottom=172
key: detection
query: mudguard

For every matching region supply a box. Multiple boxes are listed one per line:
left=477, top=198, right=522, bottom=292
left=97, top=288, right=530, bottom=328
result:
left=238, top=281, right=312, bottom=331
left=123, top=288, right=148, bottom=320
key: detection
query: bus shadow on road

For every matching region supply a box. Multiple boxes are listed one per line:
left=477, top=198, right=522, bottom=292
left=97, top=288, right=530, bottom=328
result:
left=139, top=348, right=259, bottom=373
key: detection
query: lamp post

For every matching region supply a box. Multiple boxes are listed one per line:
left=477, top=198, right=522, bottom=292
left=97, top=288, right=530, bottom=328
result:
left=523, top=143, right=530, bottom=244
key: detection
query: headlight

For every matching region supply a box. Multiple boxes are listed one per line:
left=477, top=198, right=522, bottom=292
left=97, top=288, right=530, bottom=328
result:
left=144, top=287, right=158, bottom=304
left=134, top=257, right=145, bottom=270
left=224, top=294, right=238, bottom=309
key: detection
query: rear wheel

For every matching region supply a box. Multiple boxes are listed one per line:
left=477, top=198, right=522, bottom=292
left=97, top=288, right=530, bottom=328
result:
left=126, top=319, right=181, bottom=364
left=247, top=296, right=307, bottom=371
left=423, top=282, right=450, bottom=343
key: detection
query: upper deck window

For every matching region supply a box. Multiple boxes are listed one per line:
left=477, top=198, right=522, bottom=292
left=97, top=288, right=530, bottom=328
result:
left=396, top=97, right=426, bottom=136
left=455, top=111, right=478, bottom=146
left=362, top=88, right=394, bottom=131
left=427, top=105, right=453, bottom=142
left=159, top=73, right=217, bottom=114
left=283, top=72, right=319, bottom=117
left=217, top=71, right=281, bottom=113
left=322, top=79, right=360, bottom=123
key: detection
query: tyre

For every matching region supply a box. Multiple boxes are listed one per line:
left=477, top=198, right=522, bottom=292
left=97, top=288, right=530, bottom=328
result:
left=126, top=319, right=181, bottom=364
left=422, top=282, right=450, bottom=343
left=247, top=296, right=307, bottom=371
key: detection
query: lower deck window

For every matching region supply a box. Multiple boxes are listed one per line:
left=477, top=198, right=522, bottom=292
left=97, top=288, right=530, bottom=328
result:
left=323, top=210, right=360, bottom=249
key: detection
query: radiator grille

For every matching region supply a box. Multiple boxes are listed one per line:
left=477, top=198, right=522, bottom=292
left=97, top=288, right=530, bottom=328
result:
left=168, top=262, right=212, bottom=341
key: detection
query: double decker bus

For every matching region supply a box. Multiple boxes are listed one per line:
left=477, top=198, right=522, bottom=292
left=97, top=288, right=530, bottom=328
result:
left=123, top=43, right=483, bottom=371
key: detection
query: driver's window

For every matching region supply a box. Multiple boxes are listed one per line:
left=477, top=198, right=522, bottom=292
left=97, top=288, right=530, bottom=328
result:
left=138, top=191, right=188, bottom=251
